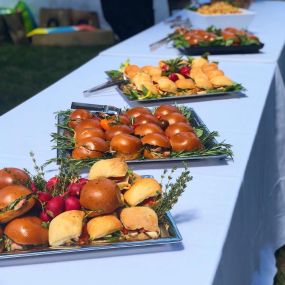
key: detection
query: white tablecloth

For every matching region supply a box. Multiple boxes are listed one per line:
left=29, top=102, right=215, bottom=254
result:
left=1, top=2, right=285, bottom=285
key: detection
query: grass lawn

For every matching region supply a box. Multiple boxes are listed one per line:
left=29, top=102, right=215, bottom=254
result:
left=0, top=44, right=109, bottom=116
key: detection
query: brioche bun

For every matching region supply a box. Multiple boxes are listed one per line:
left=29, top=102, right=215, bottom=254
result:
left=124, top=178, right=162, bottom=206
left=110, top=134, right=142, bottom=160
left=134, top=123, right=164, bottom=137
left=0, top=227, right=3, bottom=252
left=87, top=215, right=122, bottom=240
left=105, top=125, right=133, bottom=141
left=49, top=210, right=85, bottom=247
left=154, top=105, right=181, bottom=118
left=80, top=178, right=123, bottom=215
left=0, top=185, right=35, bottom=223
left=88, top=158, right=128, bottom=180
left=165, top=122, right=194, bottom=138
left=120, top=207, right=159, bottom=233
left=68, top=109, right=93, bottom=128
left=163, top=112, right=188, bottom=125
left=170, top=132, right=203, bottom=152
left=125, top=107, right=151, bottom=118
left=4, top=216, right=48, bottom=245
left=0, top=168, right=30, bottom=190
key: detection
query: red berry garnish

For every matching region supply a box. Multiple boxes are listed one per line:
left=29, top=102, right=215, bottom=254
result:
left=168, top=73, right=179, bottom=82
left=161, top=64, right=169, bottom=72
left=179, top=66, right=191, bottom=78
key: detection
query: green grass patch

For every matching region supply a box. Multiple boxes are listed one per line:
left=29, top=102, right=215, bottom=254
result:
left=0, top=44, right=109, bottom=115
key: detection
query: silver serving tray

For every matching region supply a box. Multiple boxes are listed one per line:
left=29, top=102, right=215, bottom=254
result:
left=0, top=174, right=182, bottom=265
left=115, top=86, right=242, bottom=103
left=56, top=102, right=228, bottom=163
left=0, top=212, right=181, bottom=266
left=105, top=71, right=243, bottom=103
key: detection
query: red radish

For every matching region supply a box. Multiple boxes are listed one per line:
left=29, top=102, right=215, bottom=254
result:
left=161, top=64, right=169, bottom=72
left=40, top=211, right=52, bottom=222
left=79, top=178, right=88, bottom=185
left=37, top=191, right=52, bottom=203
left=46, top=196, right=65, bottom=218
left=179, top=66, right=191, bottom=78
left=67, top=183, right=82, bottom=196
left=168, top=73, right=179, bottom=82
left=30, top=182, right=39, bottom=192
left=65, top=196, right=81, bottom=211
left=46, top=176, right=59, bottom=191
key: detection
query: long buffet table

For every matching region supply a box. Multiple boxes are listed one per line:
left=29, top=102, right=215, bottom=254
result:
left=0, top=2, right=285, bottom=285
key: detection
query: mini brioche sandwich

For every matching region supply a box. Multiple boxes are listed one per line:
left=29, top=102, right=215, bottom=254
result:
left=88, top=158, right=141, bottom=191
left=0, top=185, right=35, bottom=223
left=49, top=210, right=85, bottom=247
left=0, top=227, right=4, bottom=253
left=4, top=216, right=48, bottom=251
left=124, top=178, right=162, bottom=207
left=120, top=207, right=160, bottom=240
left=87, top=215, right=123, bottom=242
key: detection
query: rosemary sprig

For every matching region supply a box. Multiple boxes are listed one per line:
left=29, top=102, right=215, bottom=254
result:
left=153, top=165, right=192, bottom=222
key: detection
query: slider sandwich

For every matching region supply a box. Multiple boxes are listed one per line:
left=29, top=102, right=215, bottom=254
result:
left=0, top=185, right=35, bottom=223
left=4, top=216, right=48, bottom=251
left=120, top=207, right=160, bottom=240
left=49, top=210, right=85, bottom=247
left=87, top=215, right=123, bottom=242
left=124, top=178, right=162, bottom=206
left=88, top=158, right=141, bottom=191
left=0, top=227, right=3, bottom=253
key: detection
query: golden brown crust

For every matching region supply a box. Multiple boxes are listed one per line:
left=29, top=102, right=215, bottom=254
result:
left=134, top=123, right=164, bottom=137
left=87, top=215, right=122, bottom=240
left=154, top=105, right=181, bottom=118
left=125, top=107, right=152, bottom=119
left=88, top=158, right=128, bottom=180
left=141, top=133, right=171, bottom=148
left=80, top=178, right=123, bottom=215
left=0, top=227, right=3, bottom=253
left=105, top=125, right=133, bottom=141
left=0, top=168, right=30, bottom=190
left=120, top=207, right=159, bottom=232
left=68, top=109, right=93, bottom=128
left=75, top=128, right=105, bottom=141
left=110, top=134, right=142, bottom=155
left=165, top=122, right=194, bottom=138
left=162, top=112, right=188, bottom=125
left=134, top=114, right=160, bottom=126
left=170, top=132, right=203, bottom=152
left=4, top=216, right=48, bottom=245
left=124, top=178, right=162, bottom=206
left=49, top=210, right=85, bottom=247
left=0, top=185, right=35, bottom=223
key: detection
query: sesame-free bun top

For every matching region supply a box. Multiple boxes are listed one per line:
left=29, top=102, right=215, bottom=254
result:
left=124, top=178, right=162, bottom=206
left=0, top=185, right=35, bottom=223
left=87, top=215, right=122, bottom=240
left=120, top=207, right=159, bottom=232
left=49, top=210, right=85, bottom=247
left=0, top=167, right=30, bottom=190
left=80, top=178, right=123, bottom=215
left=88, top=158, right=128, bottom=180
left=4, top=216, right=48, bottom=245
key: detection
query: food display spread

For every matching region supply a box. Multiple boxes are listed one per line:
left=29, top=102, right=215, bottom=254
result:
left=194, top=2, right=241, bottom=15
left=107, top=56, right=243, bottom=101
left=53, top=104, right=232, bottom=168
left=172, top=27, right=261, bottom=48
left=0, top=158, right=191, bottom=255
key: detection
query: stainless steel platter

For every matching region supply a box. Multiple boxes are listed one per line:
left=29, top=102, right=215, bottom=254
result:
left=55, top=102, right=230, bottom=163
